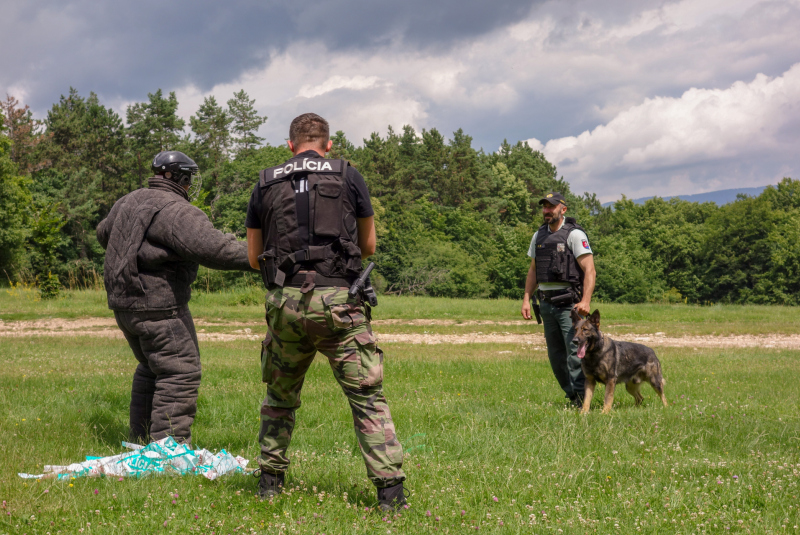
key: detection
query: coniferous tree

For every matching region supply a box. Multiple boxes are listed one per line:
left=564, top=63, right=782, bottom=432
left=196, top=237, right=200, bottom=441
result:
left=0, top=94, right=47, bottom=174
left=227, top=90, right=267, bottom=157
left=40, top=89, right=125, bottom=204
left=16, top=88, right=127, bottom=284
left=126, top=89, right=185, bottom=189
left=189, top=95, right=232, bottom=183
left=3, top=89, right=800, bottom=304
left=0, top=114, right=31, bottom=276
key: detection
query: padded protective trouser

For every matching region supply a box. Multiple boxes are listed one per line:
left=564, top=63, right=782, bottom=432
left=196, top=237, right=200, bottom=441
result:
left=114, top=306, right=201, bottom=444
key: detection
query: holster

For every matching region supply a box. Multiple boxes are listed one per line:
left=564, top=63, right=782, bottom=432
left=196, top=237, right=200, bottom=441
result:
left=257, top=252, right=276, bottom=288
left=532, top=300, right=542, bottom=324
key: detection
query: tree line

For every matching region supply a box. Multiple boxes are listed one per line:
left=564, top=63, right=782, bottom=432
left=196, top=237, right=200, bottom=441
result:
left=1, top=89, right=797, bottom=304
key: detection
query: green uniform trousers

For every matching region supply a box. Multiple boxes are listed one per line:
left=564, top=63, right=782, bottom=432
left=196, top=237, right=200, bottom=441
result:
left=258, top=286, right=405, bottom=489
left=540, top=300, right=585, bottom=402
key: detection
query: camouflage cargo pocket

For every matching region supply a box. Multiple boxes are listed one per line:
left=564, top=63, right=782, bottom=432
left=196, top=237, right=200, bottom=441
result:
left=354, top=329, right=383, bottom=387
left=265, top=289, right=287, bottom=328
left=329, top=302, right=367, bottom=330
left=261, top=332, right=274, bottom=384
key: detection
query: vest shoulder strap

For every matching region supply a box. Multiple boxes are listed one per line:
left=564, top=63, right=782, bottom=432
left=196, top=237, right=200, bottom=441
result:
left=562, top=217, right=588, bottom=238
left=535, top=218, right=590, bottom=247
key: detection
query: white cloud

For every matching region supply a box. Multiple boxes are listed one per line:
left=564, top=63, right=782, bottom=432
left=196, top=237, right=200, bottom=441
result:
left=530, top=63, right=800, bottom=200
left=76, top=0, right=800, bottom=198
left=298, top=76, right=382, bottom=99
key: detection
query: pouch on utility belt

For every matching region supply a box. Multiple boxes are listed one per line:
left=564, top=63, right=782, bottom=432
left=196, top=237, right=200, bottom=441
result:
left=548, top=291, right=575, bottom=307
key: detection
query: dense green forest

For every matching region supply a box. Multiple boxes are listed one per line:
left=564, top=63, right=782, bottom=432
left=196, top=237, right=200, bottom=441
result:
left=1, top=89, right=798, bottom=304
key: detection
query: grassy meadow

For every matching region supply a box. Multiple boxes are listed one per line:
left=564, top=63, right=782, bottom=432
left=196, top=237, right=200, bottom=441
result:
left=1, top=289, right=799, bottom=534
left=0, top=287, right=796, bottom=335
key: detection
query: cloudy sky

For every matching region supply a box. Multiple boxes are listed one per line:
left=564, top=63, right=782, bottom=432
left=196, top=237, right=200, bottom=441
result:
left=2, top=0, right=799, bottom=201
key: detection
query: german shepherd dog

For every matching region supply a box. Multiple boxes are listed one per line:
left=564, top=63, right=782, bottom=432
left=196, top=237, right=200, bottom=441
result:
left=571, top=309, right=667, bottom=414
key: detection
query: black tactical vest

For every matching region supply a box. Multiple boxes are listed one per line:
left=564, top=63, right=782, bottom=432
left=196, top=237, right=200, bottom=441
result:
left=534, top=217, right=587, bottom=287
left=256, top=156, right=362, bottom=288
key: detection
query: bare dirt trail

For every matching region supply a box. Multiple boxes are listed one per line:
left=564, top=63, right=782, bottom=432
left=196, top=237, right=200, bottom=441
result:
left=0, top=318, right=264, bottom=342
left=375, top=332, right=800, bottom=349
left=1, top=317, right=798, bottom=349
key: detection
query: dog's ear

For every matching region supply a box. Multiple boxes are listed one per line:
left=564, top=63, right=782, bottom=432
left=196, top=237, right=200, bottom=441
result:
left=589, top=309, right=600, bottom=328
left=570, top=308, right=582, bottom=325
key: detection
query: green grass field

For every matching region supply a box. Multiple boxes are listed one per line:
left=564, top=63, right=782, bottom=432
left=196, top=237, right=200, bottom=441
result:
left=1, top=290, right=799, bottom=534
left=1, top=288, right=796, bottom=335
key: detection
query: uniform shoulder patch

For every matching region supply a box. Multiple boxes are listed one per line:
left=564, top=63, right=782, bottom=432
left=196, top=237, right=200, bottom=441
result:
left=582, top=239, right=589, bottom=249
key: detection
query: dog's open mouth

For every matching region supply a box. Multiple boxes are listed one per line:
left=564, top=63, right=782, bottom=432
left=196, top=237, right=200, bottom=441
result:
left=577, top=343, right=587, bottom=359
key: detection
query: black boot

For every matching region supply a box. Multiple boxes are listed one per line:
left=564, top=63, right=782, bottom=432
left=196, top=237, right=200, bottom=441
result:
left=377, top=482, right=408, bottom=512
left=257, top=470, right=285, bottom=499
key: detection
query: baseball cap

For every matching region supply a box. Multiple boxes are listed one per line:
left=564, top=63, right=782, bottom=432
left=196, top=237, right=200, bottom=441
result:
left=538, top=192, right=567, bottom=206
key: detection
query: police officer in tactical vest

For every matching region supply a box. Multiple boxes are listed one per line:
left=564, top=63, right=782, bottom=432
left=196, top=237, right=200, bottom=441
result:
left=97, top=151, right=252, bottom=445
left=521, top=192, right=596, bottom=408
left=245, top=113, right=407, bottom=510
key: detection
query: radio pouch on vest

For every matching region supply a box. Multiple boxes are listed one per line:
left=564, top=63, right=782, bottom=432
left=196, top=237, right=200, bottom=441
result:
left=548, top=251, right=566, bottom=279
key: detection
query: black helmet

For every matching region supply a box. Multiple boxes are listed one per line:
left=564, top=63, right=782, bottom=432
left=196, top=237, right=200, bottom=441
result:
left=151, top=151, right=199, bottom=186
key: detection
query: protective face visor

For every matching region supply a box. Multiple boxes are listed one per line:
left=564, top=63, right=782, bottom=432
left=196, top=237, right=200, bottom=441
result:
left=186, top=171, right=203, bottom=200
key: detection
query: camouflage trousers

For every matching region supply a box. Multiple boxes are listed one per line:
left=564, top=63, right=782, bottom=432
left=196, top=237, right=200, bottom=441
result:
left=259, top=286, right=405, bottom=488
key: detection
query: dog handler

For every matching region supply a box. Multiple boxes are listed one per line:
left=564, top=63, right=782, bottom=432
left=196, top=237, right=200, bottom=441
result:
left=97, top=151, right=253, bottom=445
left=245, top=113, right=407, bottom=510
left=521, top=192, right=596, bottom=407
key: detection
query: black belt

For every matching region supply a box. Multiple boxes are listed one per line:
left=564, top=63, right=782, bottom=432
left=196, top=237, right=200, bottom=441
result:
left=538, top=288, right=575, bottom=306
left=539, top=289, right=571, bottom=298
left=270, top=271, right=353, bottom=290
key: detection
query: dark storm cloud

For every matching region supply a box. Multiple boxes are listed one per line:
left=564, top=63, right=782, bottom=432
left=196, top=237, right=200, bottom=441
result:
left=0, top=0, right=534, bottom=110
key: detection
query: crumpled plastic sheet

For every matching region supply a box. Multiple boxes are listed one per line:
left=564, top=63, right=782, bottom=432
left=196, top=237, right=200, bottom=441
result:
left=18, top=437, right=249, bottom=481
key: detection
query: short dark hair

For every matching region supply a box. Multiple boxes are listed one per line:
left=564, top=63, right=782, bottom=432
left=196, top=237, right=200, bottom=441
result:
left=289, top=113, right=329, bottom=149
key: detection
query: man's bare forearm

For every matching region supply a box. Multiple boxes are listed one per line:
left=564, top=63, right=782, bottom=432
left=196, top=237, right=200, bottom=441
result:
left=523, top=261, right=537, bottom=302
left=521, top=260, right=537, bottom=320
left=582, top=268, right=595, bottom=303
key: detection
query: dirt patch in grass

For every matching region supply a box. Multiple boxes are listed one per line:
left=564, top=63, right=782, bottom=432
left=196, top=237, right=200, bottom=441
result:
left=0, top=318, right=264, bottom=342
left=1, top=317, right=798, bottom=348
left=0, top=317, right=118, bottom=331
left=376, top=332, right=800, bottom=348
left=373, top=319, right=533, bottom=326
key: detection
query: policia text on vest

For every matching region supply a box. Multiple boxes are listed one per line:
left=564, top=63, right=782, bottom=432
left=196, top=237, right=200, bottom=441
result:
left=271, top=157, right=336, bottom=178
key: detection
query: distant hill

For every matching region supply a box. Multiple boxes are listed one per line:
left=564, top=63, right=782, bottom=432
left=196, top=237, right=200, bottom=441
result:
left=602, top=185, right=769, bottom=207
